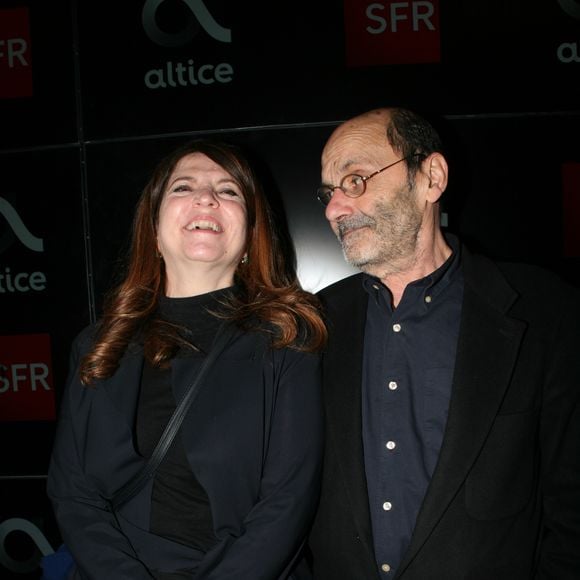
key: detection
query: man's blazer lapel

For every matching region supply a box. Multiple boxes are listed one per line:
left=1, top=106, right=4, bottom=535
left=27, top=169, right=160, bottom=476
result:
left=398, top=251, right=527, bottom=575
left=322, top=275, right=375, bottom=547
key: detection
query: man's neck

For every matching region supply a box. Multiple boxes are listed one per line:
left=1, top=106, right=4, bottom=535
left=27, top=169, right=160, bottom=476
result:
left=376, top=230, right=452, bottom=308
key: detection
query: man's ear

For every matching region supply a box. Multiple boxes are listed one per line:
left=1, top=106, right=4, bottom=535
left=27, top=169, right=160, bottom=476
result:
left=424, top=152, right=448, bottom=203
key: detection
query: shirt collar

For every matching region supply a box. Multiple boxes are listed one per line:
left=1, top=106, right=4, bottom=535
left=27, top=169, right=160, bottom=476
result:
left=362, top=233, right=462, bottom=302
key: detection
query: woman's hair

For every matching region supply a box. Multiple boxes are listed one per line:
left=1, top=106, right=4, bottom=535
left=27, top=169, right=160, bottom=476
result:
left=80, top=138, right=327, bottom=385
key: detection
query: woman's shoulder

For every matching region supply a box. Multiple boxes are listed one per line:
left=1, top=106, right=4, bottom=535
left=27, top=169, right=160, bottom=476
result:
left=237, top=317, right=314, bottom=352
left=69, top=321, right=103, bottom=357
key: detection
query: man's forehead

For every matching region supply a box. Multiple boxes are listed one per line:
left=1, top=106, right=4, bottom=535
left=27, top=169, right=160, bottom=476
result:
left=322, top=126, right=391, bottom=171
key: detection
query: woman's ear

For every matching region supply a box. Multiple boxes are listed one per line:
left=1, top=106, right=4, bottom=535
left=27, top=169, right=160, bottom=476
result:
left=424, top=152, right=448, bottom=203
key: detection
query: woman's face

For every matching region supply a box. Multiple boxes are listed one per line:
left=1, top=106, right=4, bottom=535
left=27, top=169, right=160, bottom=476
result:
left=157, top=152, right=248, bottom=296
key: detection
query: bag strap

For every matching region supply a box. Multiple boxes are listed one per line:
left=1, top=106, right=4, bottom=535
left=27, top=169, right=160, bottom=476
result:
left=109, top=321, right=236, bottom=511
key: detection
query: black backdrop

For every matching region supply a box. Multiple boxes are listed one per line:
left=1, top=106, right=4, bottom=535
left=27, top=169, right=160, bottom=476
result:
left=1, top=1, right=579, bottom=577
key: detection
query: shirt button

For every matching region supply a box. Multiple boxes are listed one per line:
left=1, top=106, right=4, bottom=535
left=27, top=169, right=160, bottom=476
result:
left=425, top=295, right=432, bottom=303
left=388, top=381, right=398, bottom=390
left=386, top=441, right=396, bottom=450
left=381, top=563, right=391, bottom=573
left=392, top=323, right=401, bottom=332
left=382, top=501, right=392, bottom=511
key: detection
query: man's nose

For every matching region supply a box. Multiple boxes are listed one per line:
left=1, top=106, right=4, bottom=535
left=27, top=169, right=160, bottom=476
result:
left=325, top=187, right=354, bottom=223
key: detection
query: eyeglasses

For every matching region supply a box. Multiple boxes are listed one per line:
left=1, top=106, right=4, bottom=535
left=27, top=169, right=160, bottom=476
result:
left=316, top=154, right=422, bottom=207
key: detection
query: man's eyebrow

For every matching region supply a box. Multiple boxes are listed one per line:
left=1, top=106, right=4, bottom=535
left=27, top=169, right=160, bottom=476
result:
left=322, top=159, right=360, bottom=181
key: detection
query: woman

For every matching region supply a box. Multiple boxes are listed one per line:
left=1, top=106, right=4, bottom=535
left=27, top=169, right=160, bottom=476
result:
left=46, top=139, right=327, bottom=579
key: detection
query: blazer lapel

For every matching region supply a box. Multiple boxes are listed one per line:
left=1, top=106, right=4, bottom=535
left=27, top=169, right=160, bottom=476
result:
left=398, top=251, right=527, bottom=574
left=100, top=348, right=145, bottom=432
left=93, top=348, right=149, bottom=495
left=323, top=275, right=375, bottom=547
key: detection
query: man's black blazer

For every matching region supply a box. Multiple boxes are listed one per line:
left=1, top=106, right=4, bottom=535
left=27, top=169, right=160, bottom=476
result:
left=309, top=244, right=580, bottom=579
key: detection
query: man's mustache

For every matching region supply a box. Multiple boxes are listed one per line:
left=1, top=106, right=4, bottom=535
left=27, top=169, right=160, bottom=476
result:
left=337, top=215, right=375, bottom=241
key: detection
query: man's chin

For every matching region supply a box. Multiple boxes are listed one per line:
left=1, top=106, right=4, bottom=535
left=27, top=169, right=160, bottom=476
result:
left=342, top=247, right=372, bottom=271
left=342, top=235, right=367, bottom=260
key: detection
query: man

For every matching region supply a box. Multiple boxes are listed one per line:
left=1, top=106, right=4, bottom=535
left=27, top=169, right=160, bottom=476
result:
left=308, top=107, right=580, bottom=579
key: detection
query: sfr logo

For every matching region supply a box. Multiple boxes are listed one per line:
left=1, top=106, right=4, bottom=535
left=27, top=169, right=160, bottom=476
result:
left=562, top=162, right=580, bottom=257
left=0, top=7, right=32, bottom=98
left=344, top=1, right=440, bottom=67
left=0, top=334, right=55, bottom=422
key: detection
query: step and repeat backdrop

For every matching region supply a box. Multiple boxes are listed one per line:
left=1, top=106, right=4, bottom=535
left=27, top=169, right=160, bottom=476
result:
left=1, top=0, right=579, bottom=577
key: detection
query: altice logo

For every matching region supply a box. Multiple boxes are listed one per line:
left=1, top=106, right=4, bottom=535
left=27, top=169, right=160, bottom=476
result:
left=557, top=0, right=580, bottom=62
left=0, top=197, right=43, bottom=253
left=558, top=0, right=580, bottom=20
left=0, top=196, right=46, bottom=293
left=141, top=0, right=234, bottom=90
left=142, top=0, right=231, bottom=47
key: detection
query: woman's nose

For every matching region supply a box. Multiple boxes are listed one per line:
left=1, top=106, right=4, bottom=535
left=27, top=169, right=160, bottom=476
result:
left=192, top=188, right=218, bottom=206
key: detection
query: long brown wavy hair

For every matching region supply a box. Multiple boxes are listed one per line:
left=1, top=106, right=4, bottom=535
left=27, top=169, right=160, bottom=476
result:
left=80, top=139, right=327, bottom=385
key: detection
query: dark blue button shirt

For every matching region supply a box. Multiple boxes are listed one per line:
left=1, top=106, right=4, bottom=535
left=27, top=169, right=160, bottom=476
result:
left=362, top=236, right=464, bottom=576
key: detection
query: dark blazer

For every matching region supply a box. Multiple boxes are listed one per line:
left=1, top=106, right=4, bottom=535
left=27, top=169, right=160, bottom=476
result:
left=47, top=323, right=323, bottom=580
left=309, top=245, right=580, bottom=580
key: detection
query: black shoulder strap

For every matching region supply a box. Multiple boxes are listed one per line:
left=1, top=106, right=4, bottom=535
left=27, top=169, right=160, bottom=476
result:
left=108, top=321, right=236, bottom=511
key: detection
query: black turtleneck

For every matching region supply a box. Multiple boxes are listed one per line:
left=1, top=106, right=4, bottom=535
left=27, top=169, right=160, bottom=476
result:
left=135, top=287, right=235, bottom=559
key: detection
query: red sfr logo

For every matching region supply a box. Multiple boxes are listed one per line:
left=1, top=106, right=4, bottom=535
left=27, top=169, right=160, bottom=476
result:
left=0, top=7, right=33, bottom=98
left=344, top=0, right=440, bottom=67
left=0, top=334, right=55, bottom=421
left=562, top=162, right=580, bottom=257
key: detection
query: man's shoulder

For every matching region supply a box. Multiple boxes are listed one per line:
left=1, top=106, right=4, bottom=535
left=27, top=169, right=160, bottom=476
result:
left=463, top=245, right=580, bottom=305
left=317, top=273, right=365, bottom=302
left=474, top=252, right=572, bottom=288
left=495, top=259, right=569, bottom=285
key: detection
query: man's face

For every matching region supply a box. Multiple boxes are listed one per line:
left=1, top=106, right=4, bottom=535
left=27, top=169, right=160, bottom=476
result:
left=320, top=119, right=424, bottom=276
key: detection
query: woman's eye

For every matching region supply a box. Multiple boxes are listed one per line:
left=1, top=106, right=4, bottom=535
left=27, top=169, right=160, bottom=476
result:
left=170, top=184, right=191, bottom=195
left=217, top=188, right=240, bottom=198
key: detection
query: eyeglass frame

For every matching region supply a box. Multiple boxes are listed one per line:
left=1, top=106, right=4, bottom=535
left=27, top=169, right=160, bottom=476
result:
left=316, top=153, right=425, bottom=207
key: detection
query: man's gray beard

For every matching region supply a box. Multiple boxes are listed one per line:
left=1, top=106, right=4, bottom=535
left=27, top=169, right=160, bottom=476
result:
left=336, top=214, right=376, bottom=269
left=336, top=189, right=423, bottom=274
